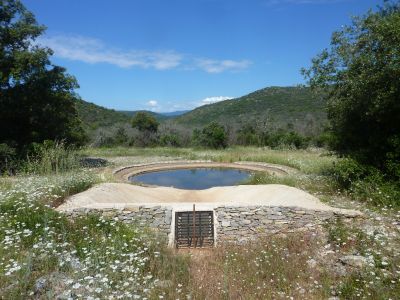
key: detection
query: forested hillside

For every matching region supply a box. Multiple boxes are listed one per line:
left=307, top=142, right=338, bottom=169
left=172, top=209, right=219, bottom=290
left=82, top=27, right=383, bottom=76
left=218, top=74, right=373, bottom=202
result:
left=75, top=99, right=131, bottom=131
left=174, top=86, right=327, bottom=131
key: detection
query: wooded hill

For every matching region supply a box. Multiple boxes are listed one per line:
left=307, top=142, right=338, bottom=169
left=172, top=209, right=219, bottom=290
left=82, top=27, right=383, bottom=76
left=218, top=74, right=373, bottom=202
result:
left=75, top=99, right=131, bottom=131
left=172, top=86, right=327, bottom=131
left=75, top=100, right=166, bottom=131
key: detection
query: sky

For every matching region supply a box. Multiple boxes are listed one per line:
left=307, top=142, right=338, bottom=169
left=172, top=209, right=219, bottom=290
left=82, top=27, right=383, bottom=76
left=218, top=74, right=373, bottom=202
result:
left=24, top=0, right=380, bottom=112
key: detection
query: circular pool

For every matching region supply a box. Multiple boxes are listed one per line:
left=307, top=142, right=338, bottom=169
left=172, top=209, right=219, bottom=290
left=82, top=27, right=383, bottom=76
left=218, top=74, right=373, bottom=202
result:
left=129, top=168, right=253, bottom=190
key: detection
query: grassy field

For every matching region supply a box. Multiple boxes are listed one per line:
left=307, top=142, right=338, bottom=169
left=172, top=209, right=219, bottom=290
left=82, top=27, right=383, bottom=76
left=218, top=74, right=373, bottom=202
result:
left=1, top=146, right=399, bottom=299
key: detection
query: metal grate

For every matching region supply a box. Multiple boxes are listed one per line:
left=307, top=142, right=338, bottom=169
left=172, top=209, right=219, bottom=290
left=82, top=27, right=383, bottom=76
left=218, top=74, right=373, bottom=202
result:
left=175, top=210, right=214, bottom=248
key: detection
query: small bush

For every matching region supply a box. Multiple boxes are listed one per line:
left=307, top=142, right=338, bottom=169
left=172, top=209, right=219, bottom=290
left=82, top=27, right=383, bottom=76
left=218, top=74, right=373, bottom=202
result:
left=159, top=134, right=182, bottom=147
left=385, top=136, right=400, bottom=179
left=325, top=158, right=369, bottom=190
left=261, top=129, right=309, bottom=149
left=350, top=173, right=400, bottom=207
left=325, top=157, right=400, bottom=207
left=313, top=127, right=334, bottom=148
left=133, top=131, right=160, bottom=147
left=90, top=126, right=133, bottom=147
left=113, top=126, right=129, bottom=145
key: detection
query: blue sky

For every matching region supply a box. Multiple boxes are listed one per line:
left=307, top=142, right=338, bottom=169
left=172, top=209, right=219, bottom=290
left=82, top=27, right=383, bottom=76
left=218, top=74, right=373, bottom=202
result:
left=24, top=0, right=379, bottom=112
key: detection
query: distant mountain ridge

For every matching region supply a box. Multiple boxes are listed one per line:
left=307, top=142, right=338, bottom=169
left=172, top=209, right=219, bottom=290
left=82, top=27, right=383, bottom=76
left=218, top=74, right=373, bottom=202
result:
left=160, top=110, right=190, bottom=117
left=118, top=110, right=189, bottom=118
left=118, top=110, right=167, bottom=121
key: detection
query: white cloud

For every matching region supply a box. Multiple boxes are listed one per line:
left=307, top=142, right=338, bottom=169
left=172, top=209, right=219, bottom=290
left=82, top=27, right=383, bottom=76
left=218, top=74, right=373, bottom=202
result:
left=196, top=59, right=252, bottom=73
left=147, top=100, right=158, bottom=107
left=38, top=35, right=182, bottom=70
left=145, top=100, right=162, bottom=112
left=38, top=34, right=251, bottom=73
left=200, top=96, right=233, bottom=105
left=137, top=96, right=235, bottom=113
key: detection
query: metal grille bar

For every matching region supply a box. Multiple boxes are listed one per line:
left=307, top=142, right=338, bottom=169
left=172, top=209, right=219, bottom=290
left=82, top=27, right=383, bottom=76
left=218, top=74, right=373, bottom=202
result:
left=175, top=210, right=214, bottom=248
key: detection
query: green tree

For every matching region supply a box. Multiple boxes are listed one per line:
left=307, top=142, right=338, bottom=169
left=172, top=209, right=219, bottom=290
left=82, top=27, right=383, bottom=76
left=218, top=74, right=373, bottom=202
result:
left=237, top=124, right=259, bottom=146
left=114, top=126, right=128, bottom=145
left=131, top=112, right=159, bottom=133
left=192, top=122, right=227, bottom=149
left=0, top=0, right=86, bottom=149
left=302, top=1, right=400, bottom=176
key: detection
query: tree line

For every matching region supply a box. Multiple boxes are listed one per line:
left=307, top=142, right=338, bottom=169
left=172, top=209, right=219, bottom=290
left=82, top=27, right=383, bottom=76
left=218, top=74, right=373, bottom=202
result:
left=92, top=111, right=322, bottom=150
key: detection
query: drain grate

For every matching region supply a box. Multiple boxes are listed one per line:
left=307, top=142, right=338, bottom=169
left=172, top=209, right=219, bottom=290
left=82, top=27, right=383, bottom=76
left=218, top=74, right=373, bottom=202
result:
left=175, top=210, right=214, bottom=248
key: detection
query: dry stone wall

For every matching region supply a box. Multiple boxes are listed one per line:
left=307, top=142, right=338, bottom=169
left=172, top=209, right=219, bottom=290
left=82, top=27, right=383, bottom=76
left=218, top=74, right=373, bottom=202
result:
left=215, top=206, right=336, bottom=243
left=63, top=206, right=172, bottom=239
left=62, top=205, right=355, bottom=245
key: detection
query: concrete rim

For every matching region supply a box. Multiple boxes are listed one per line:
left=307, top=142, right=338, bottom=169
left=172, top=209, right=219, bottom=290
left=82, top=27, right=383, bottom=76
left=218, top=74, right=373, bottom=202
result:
left=113, top=161, right=297, bottom=184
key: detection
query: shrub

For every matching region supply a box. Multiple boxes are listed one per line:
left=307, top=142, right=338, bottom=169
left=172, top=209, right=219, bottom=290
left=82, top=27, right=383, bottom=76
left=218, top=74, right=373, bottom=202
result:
left=326, top=158, right=370, bottom=190
left=133, top=131, right=159, bottom=147
left=385, top=136, right=400, bottom=179
left=280, top=131, right=309, bottom=149
left=261, top=129, right=309, bottom=149
left=237, top=124, right=260, bottom=146
left=192, top=122, right=228, bottom=149
left=325, top=157, right=400, bottom=207
left=313, top=126, right=334, bottom=148
left=113, top=126, right=129, bottom=145
left=131, top=112, right=159, bottom=133
left=350, top=172, right=400, bottom=207
left=91, top=126, right=134, bottom=147
left=159, top=134, right=181, bottom=147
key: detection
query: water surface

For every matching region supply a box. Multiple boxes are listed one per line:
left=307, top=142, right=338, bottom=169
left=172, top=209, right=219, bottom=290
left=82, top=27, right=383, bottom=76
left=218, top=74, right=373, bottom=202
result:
left=129, top=168, right=252, bottom=190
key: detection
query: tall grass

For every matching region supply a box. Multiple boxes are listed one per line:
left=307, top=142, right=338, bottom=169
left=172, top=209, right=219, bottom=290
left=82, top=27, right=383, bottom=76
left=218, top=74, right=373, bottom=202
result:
left=21, top=143, right=81, bottom=175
